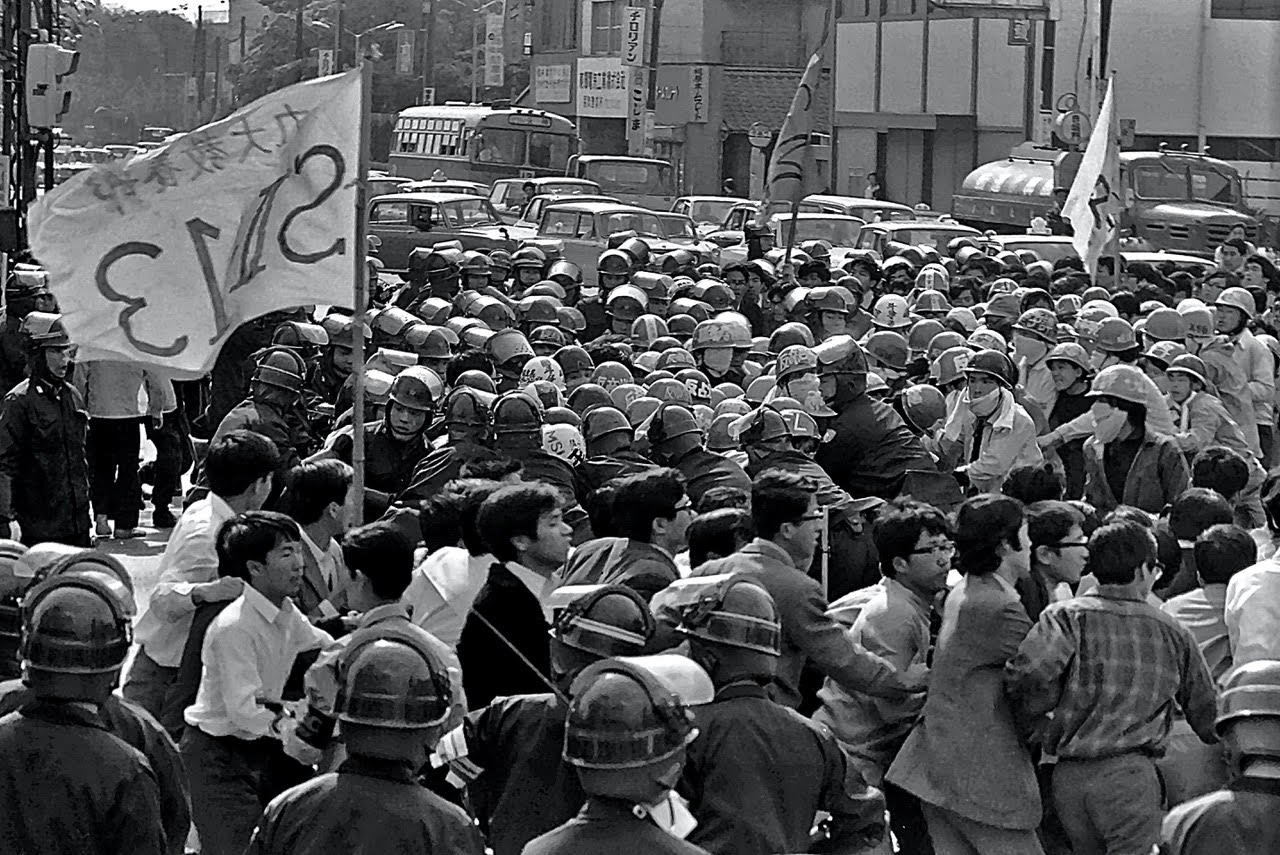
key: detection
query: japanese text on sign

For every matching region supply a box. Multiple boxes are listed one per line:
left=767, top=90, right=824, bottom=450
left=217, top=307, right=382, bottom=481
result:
left=576, top=57, right=628, bottom=117
left=622, top=5, right=647, bottom=67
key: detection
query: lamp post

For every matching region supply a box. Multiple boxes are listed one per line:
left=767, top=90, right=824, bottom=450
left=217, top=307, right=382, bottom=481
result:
left=313, top=19, right=403, bottom=71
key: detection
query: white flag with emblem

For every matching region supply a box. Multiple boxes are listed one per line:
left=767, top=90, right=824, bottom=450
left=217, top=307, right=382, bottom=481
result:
left=29, top=68, right=364, bottom=373
left=1062, top=76, right=1121, bottom=274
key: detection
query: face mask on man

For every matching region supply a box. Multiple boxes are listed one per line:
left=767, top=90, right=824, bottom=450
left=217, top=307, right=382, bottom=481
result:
left=701, top=347, right=733, bottom=374
left=1091, top=401, right=1129, bottom=444
left=1013, top=333, right=1048, bottom=365
left=966, top=387, right=1002, bottom=419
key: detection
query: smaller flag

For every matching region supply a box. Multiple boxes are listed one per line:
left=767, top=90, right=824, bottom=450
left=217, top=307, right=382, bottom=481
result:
left=1062, top=76, right=1121, bottom=274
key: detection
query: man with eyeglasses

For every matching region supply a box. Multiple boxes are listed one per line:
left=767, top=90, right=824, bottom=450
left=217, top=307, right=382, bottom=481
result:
left=695, top=469, right=924, bottom=711
left=1019, top=501, right=1089, bottom=623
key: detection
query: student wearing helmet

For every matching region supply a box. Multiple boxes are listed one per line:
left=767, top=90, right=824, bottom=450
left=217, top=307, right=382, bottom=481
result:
left=0, top=312, right=91, bottom=546
left=1011, top=307, right=1060, bottom=418
left=690, top=319, right=747, bottom=387
left=1162, top=659, right=1280, bottom=855
left=1037, top=343, right=1094, bottom=499
left=803, top=286, right=850, bottom=342
left=1083, top=364, right=1190, bottom=515
left=1216, top=286, right=1276, bottom=465
left=936, top=349, right=1042, bottom=493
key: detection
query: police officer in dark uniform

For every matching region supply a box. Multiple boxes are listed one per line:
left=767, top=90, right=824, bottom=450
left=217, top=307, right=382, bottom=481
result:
left=312, top=314, right=368, bottom=406
left=441, top=584, right=653, bottom=855
left=646, top=403, right=751, bottom=508
left=0, top=571, right=167, bottom=854
left=579, top=406, right=658, bottom=493
left=523, top=654, right=715, bottom=855
left=1162, top=659, right=1280, bottom=854
left=327, top=366, right=442, bottom=516
left=0, top=266, right=56, bottom=392
left=247, top=629, right=484, bottom=854
left=211, top=346, right=314, bottom=478
left=0, top=312, right=91, bottom=546
left=0, top=547, right=190, bottom=852
left=491, top=391, right=582, bottom=505
left=655, top=574, right=886, bottom=855
left=202, top=309, right=305, bottom=433
left=401, top=386, right=502, bottom=502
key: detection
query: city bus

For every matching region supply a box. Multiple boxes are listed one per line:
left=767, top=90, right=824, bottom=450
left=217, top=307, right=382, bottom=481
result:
left=389, top=104, right=579, bottom=182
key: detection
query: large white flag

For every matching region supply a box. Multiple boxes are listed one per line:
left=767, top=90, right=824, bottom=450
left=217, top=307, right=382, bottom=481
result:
left=29, top=68, right=364, bottom=373
left=1063, top=76, right=1121, bottom=274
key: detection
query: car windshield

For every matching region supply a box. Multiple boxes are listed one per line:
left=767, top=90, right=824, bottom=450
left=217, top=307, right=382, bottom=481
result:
left=583, top=160, right=676, bottom=195
left=537, top=181, right=599, bottom=197
left=1133, top=165, right=1188, bottom=200
left=997, top=240, right=1079, bottom=263
left=883, top=228, right=975, bottom=249
left=688, top=200, right=736, bottom=224
left=651, top=214, right=698, bottom=240
left=438, top=198, right=501, bottom=227
left=600, top=211, right=668, bottom=238
left=780, top=217, right=864, bottom=246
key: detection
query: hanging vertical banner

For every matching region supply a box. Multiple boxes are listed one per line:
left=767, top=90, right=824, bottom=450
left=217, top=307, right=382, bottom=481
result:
left=317, top=49, right=334, bottom=77
left=622, top=5, right=647, bottom=67
left=484, top=12, right=505, bottom=87
left=626, top=66, right=648, bottom=155
left=396, top=30, right=417, bottom=75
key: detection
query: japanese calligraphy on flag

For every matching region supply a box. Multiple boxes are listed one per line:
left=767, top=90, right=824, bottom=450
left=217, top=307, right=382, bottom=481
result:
left=759, top=31, right=828, bottom=225
left=1063, top=76, right=1121, bottom=274
left=29, top=68, right=364, bottom=373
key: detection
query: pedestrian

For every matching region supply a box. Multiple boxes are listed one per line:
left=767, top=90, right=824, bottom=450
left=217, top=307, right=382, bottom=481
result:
left=247, top=627, right=484, bottom=854
left=660, top=573, right=887, bottom=855
left=0, top=571, right=167, bottom=854
left=459, top=482, right=571, bottom=707
left=181, top=511, right=333, bottom=855
left=77, top=359, right=169, bottom=539
left=124, top=429, right=279, bottom=719
left=523, top=655, right=715, bottom=855
left=279, top=458, right=356, bottom=624
left=697, top=469, right=924, bottom=709
left=886, top=494, right=1044, bottom=855
left=0, top=312, right=91, bottom=546
left=1005, top=519, right=1219, bottom=855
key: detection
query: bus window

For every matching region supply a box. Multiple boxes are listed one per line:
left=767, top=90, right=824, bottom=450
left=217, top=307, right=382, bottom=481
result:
left=529, top=132, right=571, bottom=170
left=370, top=201, right=410, bottom=224
left=476, top=129, right=526, bottom=164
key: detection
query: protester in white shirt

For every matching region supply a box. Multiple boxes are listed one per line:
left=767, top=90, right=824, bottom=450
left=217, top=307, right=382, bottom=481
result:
left=181, top=511, right=332, bottom=855
left=280, top=458, right=356, bottom=623
left=1226, top=556, right=1280, bottom=666
left=123, top=429, right=280, bottom=719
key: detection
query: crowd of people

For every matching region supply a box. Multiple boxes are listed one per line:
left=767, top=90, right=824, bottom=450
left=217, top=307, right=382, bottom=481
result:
left=1, top=225, right=1279, bottom=854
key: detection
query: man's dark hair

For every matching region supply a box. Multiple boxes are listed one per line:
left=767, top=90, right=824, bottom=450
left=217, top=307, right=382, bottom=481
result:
left=1109, top=292, right=1139, bottom=319
left=751, top=469, right=816, bottom=541
left=1168, top=487, right=1234, bottom=543
left=1206, top=269, right=1241, bottom=289
left=460, top=456, right=523, bottom=482
left=1263, top=471, right=1280, bottom=534
left=216, top=511, right=301, bottom=581
left=797, top=261, right=830, bottom=282
left=1223, top=238, right=1250, bottom=255
left=696, top=485, right=750, bottom=513
left=586, top=483, right=618, bottom=538
left=688, top=508, right=754, bottom=569
left=1191, top=446, right=1250, bottom=501
left=1193, top=523, right=1256, bottom=586
left=1104, top=504, right=1156, bottom=528
left=954, top=494, right=1024, bottom=576
left=611, top=468, right=687, bottom=542
left=1086, top=519, right=1156, bottom=585
left=1003, top=463, right=1064, bottom=505
left=420, top=478, right=503, bottom=555
left=1026, top=500, right=1086, bottom=561
left=280, top=459, right=353, bottom=525
left=342, top=522, right=414, bottom=600
left=205, top=429, right=280, bottom=498
left=1067, top=499, right=1102, bottom=535
left=872, top=500, right=951, bottom=578
left=445, top=351, right=494, bottom=386
left=477, top=483, right=562, bottom=563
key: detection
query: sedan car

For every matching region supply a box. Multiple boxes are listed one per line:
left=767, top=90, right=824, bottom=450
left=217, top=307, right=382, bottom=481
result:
left=671, top=196, right=743, bottom=234
left=716, top=213, right=865, bottom=266
left=536, top=201, right=718, bottom=282
left=855, top=220, right=983, bottom=254
left=368, top=192, right=514, bottom=274
left=490, top=176, right=603, bottom=223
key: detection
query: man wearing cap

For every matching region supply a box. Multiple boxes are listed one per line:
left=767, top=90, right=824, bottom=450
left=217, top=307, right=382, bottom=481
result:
left=1214, top=286, right=1274, bottom=463
left=1011, top=308, right=1059, bottom=419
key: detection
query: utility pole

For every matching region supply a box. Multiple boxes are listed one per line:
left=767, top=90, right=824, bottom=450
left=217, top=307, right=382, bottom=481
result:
left=421, top=0, right=433, bottom=103
left=296, top=0, right=305, bottom=63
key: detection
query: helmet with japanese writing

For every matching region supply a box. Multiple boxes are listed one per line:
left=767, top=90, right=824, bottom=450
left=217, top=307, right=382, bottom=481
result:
left=251, top=346, right=306, bottom=393
left=964, top=348, right=1017, bottom=389
left=913, top=288, right=952, bottom=316
left=336, top=626, right=452, bottom=733
left=768, top=322, right=815, bottom=354
left=631, top=315, right=670, bottom=348
left=1095, top=317, right=1138, bottom=353
left=592, top=361, right=633, bottom=392
left=520, top=355, right=566, bottom=390
left=772, top=344, right=816, bottom=384
left=931, top=346, right=972, bottom=387
left=675, top=368, right=713, bottom=405
left=548, top=585, right=654, bottom=673
left=1012, top=308, right=1058, bottom=344
left=865, top=331, right=910, bottom=373
left=541, top=423, right=587, bottom=466
left=650, top=574, right=781, bottom=678
left=597, top=249, right=633, bottom=278
left=1045, top=342, right=1092, bottom=376
left=20, top=312, right=71, bottom=348
left=871, top=294, right=912, bottom=330
left=1142, top=307, right=1185, bottom=343
left=606, top=285, right=648, bottom=323
left=486, top=329, right=535, bottom=368
left=20, top=573, right=133, bottom=701
left=689, top=319, right=737, bottom=352
left=1141, top=340, right=1186, bottom=369
left=389, top=366, right=443, bottom=413
left=1179, top=306, right=1214, bottom=340
left=647, top=378, right=693, bottom=408
left=655, top=348, right=697, bottom=373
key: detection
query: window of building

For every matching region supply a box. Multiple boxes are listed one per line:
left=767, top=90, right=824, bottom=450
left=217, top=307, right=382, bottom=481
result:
left=1205, top=137, right=1280, bottom=162
left=1039, top=21, right=1056, bottom=111
left=1210, top=0, right=1280, bottom=19
left=590, top=0, right=623, bottom=55
left=536, top=0, right=579, bottom=51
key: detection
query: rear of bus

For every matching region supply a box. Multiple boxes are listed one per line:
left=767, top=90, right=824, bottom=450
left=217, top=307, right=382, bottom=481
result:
left=567, top=155, right=676, bottom=210
left=390, top=105, right=577, bottom=182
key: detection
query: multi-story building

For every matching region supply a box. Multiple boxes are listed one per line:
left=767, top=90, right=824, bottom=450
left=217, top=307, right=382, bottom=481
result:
left=831, top=0, right=1280, bottom=214
left=524, top=0, right=829, bottom=193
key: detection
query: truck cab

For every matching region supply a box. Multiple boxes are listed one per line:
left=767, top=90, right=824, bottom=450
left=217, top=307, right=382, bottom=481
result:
left=566, top=155, right=677, bottom=211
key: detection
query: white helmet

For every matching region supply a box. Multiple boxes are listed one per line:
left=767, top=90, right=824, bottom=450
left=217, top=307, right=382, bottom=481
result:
left=872, top=294, right=912, bottom=330
left=541, top=423, right=587, bottom=466
left=520, top=355, right=566, bottom=389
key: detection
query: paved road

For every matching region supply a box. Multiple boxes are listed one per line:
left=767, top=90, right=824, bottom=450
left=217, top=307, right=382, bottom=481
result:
left=98, top=524, right=172, bottom=618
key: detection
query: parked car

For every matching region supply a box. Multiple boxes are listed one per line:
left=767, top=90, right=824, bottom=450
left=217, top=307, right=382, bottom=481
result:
left=716, top=213, right=866, bottom=266
left=671, top=196, right=743, bottom=234
left=400, top=175, right=489, bottom=196
left=490, top=176, right=602, bottom=223
left=367, top=191, right=514, bottom=275
left=802, top=194, right=916, bottom=222
left=536, top=200, right=718, bottom=282
left=367, top=171, right=410, bottom=200
left=509, top=193, right=620, bottom=237
left=855, top=220, right=983, bottom=254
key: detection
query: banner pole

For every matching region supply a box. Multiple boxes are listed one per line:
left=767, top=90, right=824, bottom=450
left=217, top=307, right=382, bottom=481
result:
left=1109, top=75, right=1121, bottom=293
left=351, top=61, right=371, bottom=524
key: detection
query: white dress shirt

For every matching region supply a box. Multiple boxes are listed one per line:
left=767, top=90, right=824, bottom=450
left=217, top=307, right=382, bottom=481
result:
left=1226, top=559, right=1280, bottom=666
left=403, top=546, right=494, bottom=652
left=184, top=585, right=332, bottom=740
left=133, top=493, right=237, bottom=667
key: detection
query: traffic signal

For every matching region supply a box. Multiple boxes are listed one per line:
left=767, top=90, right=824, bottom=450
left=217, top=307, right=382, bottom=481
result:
left=26, top=43, right=79, bottom=129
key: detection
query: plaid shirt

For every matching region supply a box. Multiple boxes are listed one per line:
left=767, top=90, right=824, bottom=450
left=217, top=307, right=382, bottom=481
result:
left=1004, top=587, right=1219, bottom=760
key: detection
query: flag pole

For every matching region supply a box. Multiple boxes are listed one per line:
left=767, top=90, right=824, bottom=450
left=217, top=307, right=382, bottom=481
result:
left=1109, top=74, right=1121, bottom=293
left=351, top=61, right=371, bottom=524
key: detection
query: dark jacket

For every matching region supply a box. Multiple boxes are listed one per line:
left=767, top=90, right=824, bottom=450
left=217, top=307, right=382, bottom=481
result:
left=160, top=599, right=232, bottom=739
left=673, top=447, right=752, bottom=507
left=212, top=398, right=305, bottom=474
left=463, top=693, right=583, bottom=855
left=331, top=420, right=430, bottom=499
left=523, top=797, right=712, bottom=855
left=559, top=537, right=679, bottom=602
left=815, top=395, right=936, bottom=499
left=0, top=700, right=167, bottom=855
left=0, top=375, right=91, bottom=543
left=1083, top=431, right=1190, bottom=514
left=458, top=563, right=552, bottom=708
left=401, top=441, right=504, bottom=503
left=0, top=681, right=190, bottom=855
left=0, top=315, right=27, bottom=393
left=246, top=756, right=484, bottom=855
left=577, top=451, right=657, bottom=494
left=682, top=682, right=884, bottom=855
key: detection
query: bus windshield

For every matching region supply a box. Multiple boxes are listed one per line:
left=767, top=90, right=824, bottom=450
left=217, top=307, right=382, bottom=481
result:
left=474, top=128, right=573, bottom=171
left=583, top=160, right=675, bottom=195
